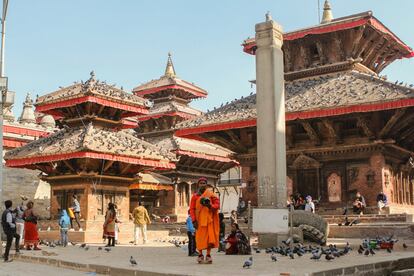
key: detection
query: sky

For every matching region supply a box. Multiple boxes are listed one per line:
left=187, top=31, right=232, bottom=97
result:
left=5, top=0, right=414, bottom=117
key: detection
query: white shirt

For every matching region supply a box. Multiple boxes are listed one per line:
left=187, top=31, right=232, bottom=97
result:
left=305, top=202, right=315, bottom=213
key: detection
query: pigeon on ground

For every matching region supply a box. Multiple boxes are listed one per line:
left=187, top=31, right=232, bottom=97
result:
left=311, top=253, right=321, bottom=260
left=85, top=246, right=90, bottom=251
left=80, top=243, right=87, bottom=248
left=325, top=254, right=334, bottom=261
left=98, top=247, right=102, bottom=251
left=243, top=257, right=253, bottom=268
left=70, top=242, right=77, bottom=246
left=364, top=249, right=370, bottom=256
left=271, top=254, right=277, bottom=262
left=403, top=243, right=408, bottom=249
left=387, top=248, right=392, bottom=253
left=255, top=249, right=261, bottom=254
left=289, top=253, right=294, bottom=259
left=369, top=248, right=375, bottom=256
left=104, top=247, right=111, bottom=252
left=130, top=256, right=137, bottom=266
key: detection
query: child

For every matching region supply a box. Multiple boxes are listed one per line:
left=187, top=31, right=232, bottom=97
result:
left=218, top=212, right=225, bottom=252
left=186, top=210, right=197, bottom=256
left=59, top=210, right=71, bottom=247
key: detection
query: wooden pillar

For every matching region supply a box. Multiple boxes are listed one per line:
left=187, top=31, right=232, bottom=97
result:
left=316, top=167, right=321, bottom=201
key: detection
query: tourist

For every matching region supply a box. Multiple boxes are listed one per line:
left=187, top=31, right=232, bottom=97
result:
left=230, top=210, right=238, bottom=225
left=225, top=223, right=251, bottom=255
left=294, top=194, right=305, bottom=210
left=103, top=203, right=117, bottom=247
left=218, top=212, right=225, bottom=252
left=287, top=194, right=296, bottom=209
left=70, top=194, right=82, bottom=231
left=59, top=209, right=71, bottom=247
left=193, top=181, right=220, bottom=264
left=304, top=195, right=315, bottom=213
left=114, top=204, right=121, bottom=245
left=353, top=192, right=366, bottom=215
left=1, top=200, right=20, bottom=262
left=23, top=201, right=40, bottom=250
left=186, top=210, right=197, bottom=256
left=14, top=200, right=26, bottom=247
left=376, top=192, right=388, bottom=214
left=132, top=202, right=151, bottom=245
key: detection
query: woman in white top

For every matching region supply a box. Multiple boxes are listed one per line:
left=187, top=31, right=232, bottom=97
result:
left=304, top=196, right=315, bottom=213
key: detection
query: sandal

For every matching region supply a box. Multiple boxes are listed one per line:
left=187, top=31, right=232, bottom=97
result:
left=197, top=254, right=204, bottom=264
left=205, top=255, right=213, bottom=264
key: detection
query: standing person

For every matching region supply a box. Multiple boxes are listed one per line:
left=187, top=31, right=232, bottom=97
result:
left=193, top=181, right=220, bottom=264
left=353, top=191, right=366, bottom=215
left=70, top=195, right=82, bottom=231
left=103, top=203, right=117, bottom=247
left=376, top=192, right=388, bottom=214
left=59, top=210, right=71, bottom=247
left=186, top=210, right=197, bottom=256
left=217, top=212, right=225, bottom=253
left=114, top=204, right=121, bottom=245
left=304, top=196, right=315, bottom=213
left=14, top=201, right=26, bottom=247
left=132, top=202, right=151, bottom=245
left=1, top=200, right=20, bottom=262
left=230, top=210, right=238, bottom=226
left=23, top=201, right=40, bottom=250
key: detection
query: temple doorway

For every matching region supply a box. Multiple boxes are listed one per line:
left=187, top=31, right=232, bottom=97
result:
left=297, top=169, right=318, bottom=199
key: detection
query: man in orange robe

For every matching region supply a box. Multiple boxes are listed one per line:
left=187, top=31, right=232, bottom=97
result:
left=193, top=181, right=220, bottom=264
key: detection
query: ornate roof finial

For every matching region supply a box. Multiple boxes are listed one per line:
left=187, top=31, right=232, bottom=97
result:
left=19, top=92, right=36, bottom=124
left=321, top=0, right=333, bottom=24
left=90, top=70, right=96, bottom=79
left=265, top=11, right=272, bottom=22
left=164, top=52, right=176, bottom=78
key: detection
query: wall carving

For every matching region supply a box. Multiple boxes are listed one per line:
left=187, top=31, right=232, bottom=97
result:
left=327, top=173, right=341, bottom=202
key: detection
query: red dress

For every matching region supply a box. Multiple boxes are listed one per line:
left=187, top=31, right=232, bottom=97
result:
left=23, top=209, right=39, bottom=245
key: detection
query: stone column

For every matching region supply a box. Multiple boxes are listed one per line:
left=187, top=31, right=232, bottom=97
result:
left=255, top=14, right=287, bottom=208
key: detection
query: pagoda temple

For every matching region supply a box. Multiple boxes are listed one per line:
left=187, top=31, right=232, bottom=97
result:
left=5, top=72, right=176, bottom=241
left=132, top=54, right=238, bottom=221
left=176, top=3, right=414, bottom=214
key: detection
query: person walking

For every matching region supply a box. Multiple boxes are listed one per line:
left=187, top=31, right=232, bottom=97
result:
left=193, top=181, right=220, bottom=264
left=186, top=210, right=197, bottom=256
left=23, top=201, right=40, bottom=250
left=1, top=200, right=20, bottom=262
left=70, top=195, right=82, bottom=231
left=59, top=210, right=71, bottom=247
left=132, top=202, right=151, bottom=245
left=14, top=201, right=26, bottom=247
left=103, top=203, right=117, bottom=247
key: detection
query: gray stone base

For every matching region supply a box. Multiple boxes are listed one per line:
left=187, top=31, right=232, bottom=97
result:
left=257, top=233, right=289, bottom=248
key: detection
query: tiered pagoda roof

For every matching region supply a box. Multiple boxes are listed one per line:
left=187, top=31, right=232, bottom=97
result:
left=243, top=10, right=413, bottom=78
left=176, top=70, right=414, bottom=135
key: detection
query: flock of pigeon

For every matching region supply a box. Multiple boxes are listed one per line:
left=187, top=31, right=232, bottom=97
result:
left=242, top=236, right=409, bottom=269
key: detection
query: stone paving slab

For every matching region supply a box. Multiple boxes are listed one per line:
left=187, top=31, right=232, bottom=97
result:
left=8, top=239, right=414, bottom=276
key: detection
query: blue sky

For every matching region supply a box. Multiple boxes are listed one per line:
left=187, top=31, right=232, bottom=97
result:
left=5, top=0, right=414, bottom=117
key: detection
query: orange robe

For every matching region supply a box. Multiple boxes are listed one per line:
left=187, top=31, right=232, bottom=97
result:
left=195, top=189, right=220, bottom=251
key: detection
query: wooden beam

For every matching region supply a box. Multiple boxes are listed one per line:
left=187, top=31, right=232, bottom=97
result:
left=225, top=130, right=247, bottom=153
left=321, top=119, right=337, bottom=143
left=206, top=134, right=238, bottom=152
left=301, top=121, right=320, bottom=145
left=362, top=37, right=384, bottom=64
left=62, top=160, right=76, bottom=172
left=379, top=109, right=408, bottom=137
left=366, top=39, right=389, bottom=68
left=355, top=30, right=377, bottom=58
left=97, top=105, right=105, bottom=116
left=120, top=163, right=132, bottom=175
left=357, top=117, right=375, bottom=139
left=351, top=26, right=365, bottom=57
left=103, top=160, right=115, bottom=172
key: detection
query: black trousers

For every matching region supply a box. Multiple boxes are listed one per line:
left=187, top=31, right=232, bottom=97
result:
left=187, top=231, right=196, bottom=256
left=70, top=212, right=81, bottom=229
left=4, top=231, right=20, bottom=261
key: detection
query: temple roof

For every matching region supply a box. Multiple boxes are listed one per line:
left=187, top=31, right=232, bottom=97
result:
left=5, top=124, right=176, bottom=169
left=176, top=70, right=414, bottom=135
left=36, top=71, right=150, bottom=116
left=148, top=135, right=236, bottom=163
left=132, top=54, right=208, bottom=100
left=138, top=101, right=202, bottom=122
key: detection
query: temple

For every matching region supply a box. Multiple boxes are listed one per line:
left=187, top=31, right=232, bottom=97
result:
left=4, top=72, right=176, bottom=241
left=132, top=54, right=238, bottom=220
left=176, top=3, right=414, bottom=214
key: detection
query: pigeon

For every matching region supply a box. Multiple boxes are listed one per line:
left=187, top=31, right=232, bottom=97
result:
left=98, top=247, right=102, bottom=251
left=85, top=246, right=90, bottom=251
left=80, top=243, right=87, bottom=248
left=325, top=254, right=334, bottom=261
left=70, top=242, right=77, bottom=246
left=271, top=254, right=277, bottom=262
left=364, top=249, right=370, bottom=256
left=289, top=253, right=295, bottom=259
left=130, top=256, right=137, bottom=266
left=386, top=248, right=392, bottom=253
left=255, top=249, right=261, bottom=254
left=243, top=257, right=253, bottom=268
left=369, top=248, right=375, bottom=256
left=104, top=247, right=111, bottom=253
left=311, top=253, right=321, bottom=260
left=403, top=243, right=408, bottom=249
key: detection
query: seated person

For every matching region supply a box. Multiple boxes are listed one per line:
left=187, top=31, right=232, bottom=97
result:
left=376, top=192, right=388, bottom=213
left=294, top=195, right=305, bottom=210
left=352, top=192, right=366, bottom=215
left=304, top=196, right=315, bottom=213
left=225, top=223, right=251, bottom=255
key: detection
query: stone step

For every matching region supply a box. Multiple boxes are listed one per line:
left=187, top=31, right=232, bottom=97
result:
left=392, top=269, right=414, bottom=276
left=328, top=223, right=414, bottom=239
left=323, top=214, right=408, bottom=224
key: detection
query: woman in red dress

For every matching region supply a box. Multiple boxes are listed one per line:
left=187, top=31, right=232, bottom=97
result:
left=23, top=201, right=41, bottom=250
